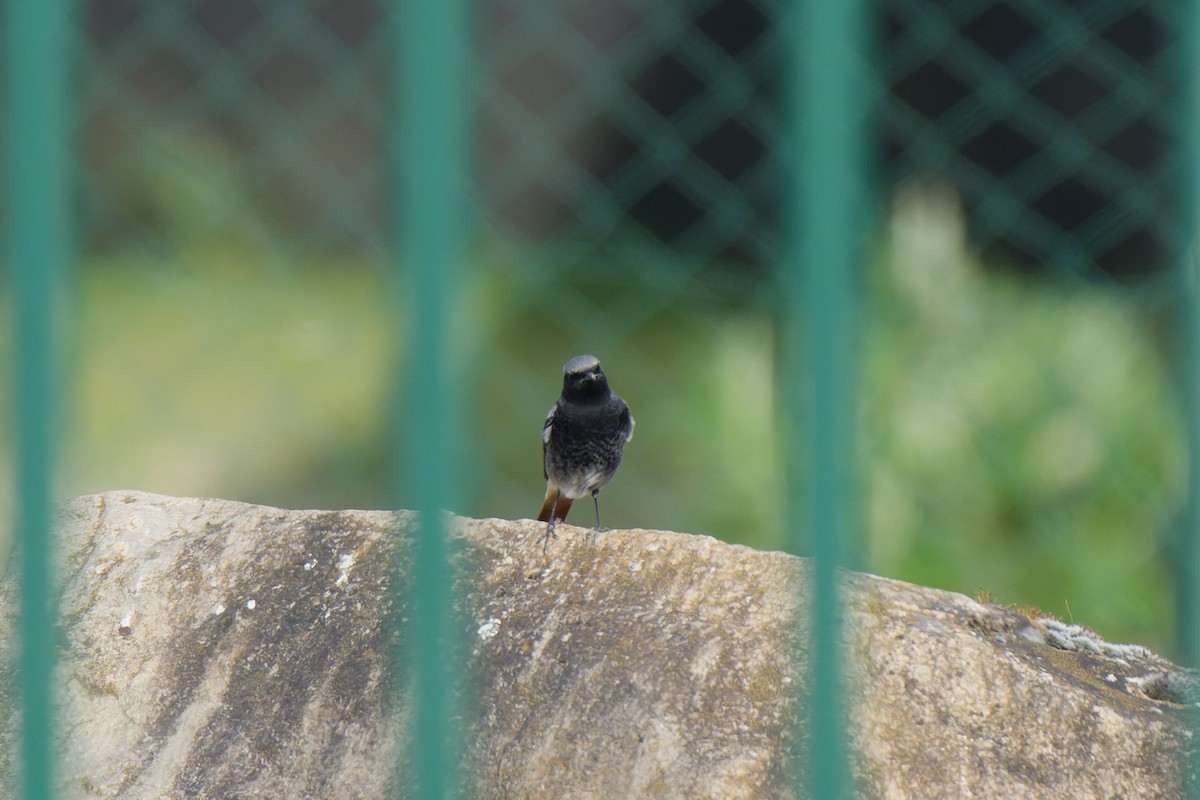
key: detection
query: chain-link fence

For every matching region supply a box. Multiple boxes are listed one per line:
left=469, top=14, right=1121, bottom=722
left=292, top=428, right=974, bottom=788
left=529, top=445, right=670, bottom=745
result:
left=68, top=0, right=1184, bottom=647
left=4, top=0, right=1195, bottom=795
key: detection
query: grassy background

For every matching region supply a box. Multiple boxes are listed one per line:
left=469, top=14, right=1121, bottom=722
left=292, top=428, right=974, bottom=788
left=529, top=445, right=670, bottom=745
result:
left=0, top=179, right=1182, bottom=655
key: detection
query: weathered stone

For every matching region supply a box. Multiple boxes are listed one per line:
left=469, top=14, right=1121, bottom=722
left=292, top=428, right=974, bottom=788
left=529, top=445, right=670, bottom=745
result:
left=0, top=491, right=1194, bottom=798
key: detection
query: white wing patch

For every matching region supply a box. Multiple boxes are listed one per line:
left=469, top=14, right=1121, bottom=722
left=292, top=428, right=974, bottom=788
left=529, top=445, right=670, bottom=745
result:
left=542, top=404, right=556, bottom=444
left=626, top=412, right=635, bottom=442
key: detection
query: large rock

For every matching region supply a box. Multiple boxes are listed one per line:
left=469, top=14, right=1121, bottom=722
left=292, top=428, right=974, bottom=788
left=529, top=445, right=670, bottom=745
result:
left=1, top=491, right=1194, bottom=798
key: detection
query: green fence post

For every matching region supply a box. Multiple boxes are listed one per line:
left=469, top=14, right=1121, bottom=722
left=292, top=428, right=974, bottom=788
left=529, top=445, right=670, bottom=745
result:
left=391, top=1, right=470, bottom=798
left=1175, top=2, right=1200, bottom=795
left=5, top=1, right=72, bottom=799
left=785, top=0, right=870, bottom=796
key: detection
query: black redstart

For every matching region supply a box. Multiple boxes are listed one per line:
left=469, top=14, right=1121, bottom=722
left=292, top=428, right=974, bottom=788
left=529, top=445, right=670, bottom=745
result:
left=536, top=354, right=634, bottom=552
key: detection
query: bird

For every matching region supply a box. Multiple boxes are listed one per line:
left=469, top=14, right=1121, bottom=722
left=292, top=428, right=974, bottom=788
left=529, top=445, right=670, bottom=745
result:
left=537, top=354, right=634, bottom=553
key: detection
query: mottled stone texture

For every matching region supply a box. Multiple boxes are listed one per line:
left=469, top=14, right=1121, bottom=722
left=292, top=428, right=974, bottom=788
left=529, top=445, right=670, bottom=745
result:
left=0, top=491, right=1194, bottom=798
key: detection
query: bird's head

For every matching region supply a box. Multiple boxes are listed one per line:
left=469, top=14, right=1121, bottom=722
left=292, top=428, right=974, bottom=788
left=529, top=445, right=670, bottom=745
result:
left=562, top=354, right=610, bottom=402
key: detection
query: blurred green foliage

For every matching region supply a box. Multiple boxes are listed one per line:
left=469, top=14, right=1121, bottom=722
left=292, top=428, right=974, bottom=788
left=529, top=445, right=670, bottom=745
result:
left=866, top=182, right=1182, bottom=653
left=65, top=257, right=394, bottom=509
left=0, top=173, right=1182, bottom=653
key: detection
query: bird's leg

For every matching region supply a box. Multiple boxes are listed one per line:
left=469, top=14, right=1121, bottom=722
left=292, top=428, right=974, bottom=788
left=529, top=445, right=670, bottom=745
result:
left=540, top=492, right=561, bottom=555
left=590, top=490, right=606, bottom=544
left=540, top=517, right=558, bottom=555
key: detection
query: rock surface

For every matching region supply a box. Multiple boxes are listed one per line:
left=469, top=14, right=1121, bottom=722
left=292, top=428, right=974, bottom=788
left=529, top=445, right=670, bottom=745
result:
left=0, top=490, right=1195, bottom=798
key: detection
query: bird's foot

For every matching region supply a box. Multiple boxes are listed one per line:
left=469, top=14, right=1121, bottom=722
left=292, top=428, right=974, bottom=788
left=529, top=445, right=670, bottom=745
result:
left=590, top=525, right=609, bottom=545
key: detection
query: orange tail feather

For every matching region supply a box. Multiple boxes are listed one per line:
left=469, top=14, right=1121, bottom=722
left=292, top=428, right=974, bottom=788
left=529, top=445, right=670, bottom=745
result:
left=537, top=484, right=573, bottom=522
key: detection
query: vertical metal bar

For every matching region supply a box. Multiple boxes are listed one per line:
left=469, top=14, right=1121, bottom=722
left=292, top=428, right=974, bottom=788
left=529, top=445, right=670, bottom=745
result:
left=391, top=1, right=469, bottom=798
left=784, top=0, right=869, bottom=797
left=1174, top=3, right=1200, bottom=796
left=5, top=2, right=72, bottom=799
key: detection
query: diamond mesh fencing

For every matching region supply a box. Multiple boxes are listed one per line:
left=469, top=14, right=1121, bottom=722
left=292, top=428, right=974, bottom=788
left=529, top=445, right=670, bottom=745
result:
left=68, top=0, right=1183, bottom=647
left=885, top=0, right=1173, bottom=279
left=3, top=0, right=1197, bottom=794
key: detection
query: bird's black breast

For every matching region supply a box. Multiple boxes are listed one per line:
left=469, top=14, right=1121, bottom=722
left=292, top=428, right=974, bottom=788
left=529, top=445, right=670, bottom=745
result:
left=544, top=395, right=631, bottom=493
